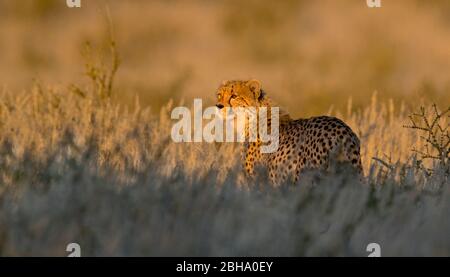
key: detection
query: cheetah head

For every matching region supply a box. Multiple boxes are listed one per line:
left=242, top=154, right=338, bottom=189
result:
left=215, top=79, right=264, bottom=110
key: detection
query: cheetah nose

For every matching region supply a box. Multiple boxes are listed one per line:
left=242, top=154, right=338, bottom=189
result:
left=216, top=104, right=224, bottom=109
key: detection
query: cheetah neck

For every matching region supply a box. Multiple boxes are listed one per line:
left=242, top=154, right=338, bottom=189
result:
left=242, top=93, right=292, bottom=144
left=257, top=94, right=292, bottom=124
left=242, top=94, right=291, bottom=172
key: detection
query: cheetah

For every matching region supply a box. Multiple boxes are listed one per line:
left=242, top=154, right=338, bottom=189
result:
left=215, top=79, right=363, bottom=185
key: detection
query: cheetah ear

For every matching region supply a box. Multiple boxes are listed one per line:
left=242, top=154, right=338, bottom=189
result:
left=247, top=79, right=261, bottom=98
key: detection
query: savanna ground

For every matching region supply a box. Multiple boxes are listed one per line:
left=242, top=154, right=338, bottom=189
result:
left=0, top=0, right=449, bottom=256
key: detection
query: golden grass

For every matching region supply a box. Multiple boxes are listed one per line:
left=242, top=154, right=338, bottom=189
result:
left=0, top=82, right=447, bottom=184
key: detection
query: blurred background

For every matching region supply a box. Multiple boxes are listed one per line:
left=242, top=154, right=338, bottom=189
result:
left=0, top=0, right=449, bottom=116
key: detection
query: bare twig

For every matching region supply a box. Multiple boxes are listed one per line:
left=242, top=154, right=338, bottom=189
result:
left=403, top=105, right=450, bottom=174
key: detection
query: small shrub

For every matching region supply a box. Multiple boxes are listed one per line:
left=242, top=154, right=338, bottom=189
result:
left=404, top=104, right=449, bottom=175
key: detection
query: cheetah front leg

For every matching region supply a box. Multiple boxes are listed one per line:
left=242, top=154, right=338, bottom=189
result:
left=244, top=154, right=255, bottom=176
left=242, top=141, right=261, bottom=176
left=293, top=162, right=304, bottom=185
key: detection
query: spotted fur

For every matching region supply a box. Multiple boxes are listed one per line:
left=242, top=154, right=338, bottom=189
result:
left=216, top=79, right=363, bottom=185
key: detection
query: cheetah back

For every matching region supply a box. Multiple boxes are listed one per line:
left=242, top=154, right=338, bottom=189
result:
left=264, top=116, right=362, bottom=184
